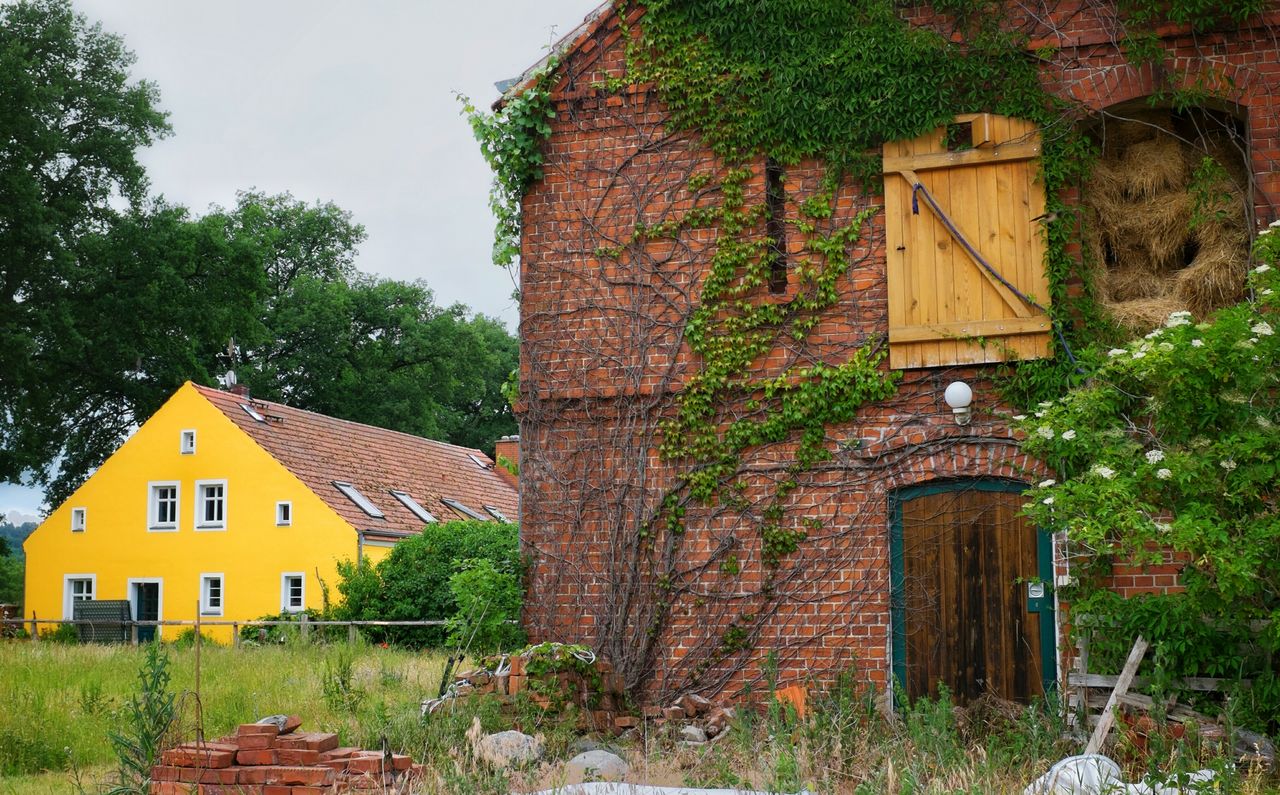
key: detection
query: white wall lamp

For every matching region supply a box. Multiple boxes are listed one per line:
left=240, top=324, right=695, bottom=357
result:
left=944, top=381, right=973, bottom=426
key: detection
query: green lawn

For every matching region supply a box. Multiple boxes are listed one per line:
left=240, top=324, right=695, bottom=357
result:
left=0, top=639, right=447, bottom=790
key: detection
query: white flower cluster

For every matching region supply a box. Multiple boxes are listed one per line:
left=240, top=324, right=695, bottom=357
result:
left=1256, top=263, right=1273, bottom=274
left=1039, top=479, right=1056, bottom=488
left=1091, top=465, right=1116, bottom=480
left=1145, top=449, right=1164, bottom=464
left=1156, top=468, right=1172, bottom=480
left=1221, top=459, right=1237, bottom=472
left=1191, top=339, right=1205, bottom=347
left=1037, top=426, right=1054, bottom=439
left=1062, top=429, right=1077, bottom=440
left=1108, top=348, right=1127, bottom=357
left=1252, top=321, right=1274, bottom=336
left=1165, top=311, right=1193, bottom=328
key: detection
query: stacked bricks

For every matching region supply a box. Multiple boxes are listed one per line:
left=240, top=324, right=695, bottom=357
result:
left=149, top=718, right=423, bottom=794
left=450, top=654, right=632, bottom=734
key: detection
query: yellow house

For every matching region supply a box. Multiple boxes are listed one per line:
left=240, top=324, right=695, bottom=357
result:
left=23, top=382, right=519, bottom=642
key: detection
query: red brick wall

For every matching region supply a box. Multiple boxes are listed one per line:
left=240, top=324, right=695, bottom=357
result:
left=515, top=1, right=1280, bottom=702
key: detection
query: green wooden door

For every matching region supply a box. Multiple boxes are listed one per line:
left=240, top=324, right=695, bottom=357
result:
left=890, top=479, right=1056, bottom=703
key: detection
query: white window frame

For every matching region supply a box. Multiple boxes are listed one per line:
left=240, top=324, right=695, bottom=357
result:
left=484, top=505, right=510, bottom=522
left=71, top=507, right=87, bottom=533
left=200, top=573, right=224, bottom=616
left=63, top=574, right=97, bottom=620
left=180, top=429, right=197, bottom=455
left=148, top=481, right=181, bottom=532
left=441, top=497, right=489, bottom=521
left=333, top=481, right=385, bottom=518
left=276, top=501, right=292, bottom=526
left=194, top=479, right=228, bottom=531
left=389, top=490, right=437, bottom=524
left=281, top=572, right=305, bottom=613
left=127, top=577, right=164, bottom=641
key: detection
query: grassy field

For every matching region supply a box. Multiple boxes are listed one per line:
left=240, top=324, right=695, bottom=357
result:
left=1, top=640, right=1276, bottom=794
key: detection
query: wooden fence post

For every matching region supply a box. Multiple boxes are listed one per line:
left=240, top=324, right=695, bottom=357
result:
left=348, top=623, right=357, bottom=645
left=30, top=612, right=38, bottom=642
left=300, top=614, right=310, bottom=643
left=232, top=622, right=240, bottom=648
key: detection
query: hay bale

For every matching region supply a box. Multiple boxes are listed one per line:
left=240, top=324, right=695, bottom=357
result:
left=1103, top=192, right=1193, bottom=273
left=1096, top=110, right=1173, bottom=157
left=1107, top=296, right=1185, bottom=331
left=1102, top=265, right=1166, bottom=303
left=1120, top=138, right=1187, bottom=199
left=1176, top=236, right=1247, bottom=315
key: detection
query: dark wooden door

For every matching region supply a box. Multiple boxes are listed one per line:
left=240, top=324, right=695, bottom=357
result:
left=133, top=582, right=160, bottom=643
left=891, top=481, right=1053, bottom=704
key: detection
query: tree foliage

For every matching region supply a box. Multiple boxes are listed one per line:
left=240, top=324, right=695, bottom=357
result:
left=0, top=1, right=518, bottom=507
left=334, top=520, right=521, bottom=648
left=1019, top=248, right=1280, bottom=725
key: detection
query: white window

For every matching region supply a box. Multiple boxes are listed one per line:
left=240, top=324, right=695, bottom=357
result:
left=389, top=490, right=437, bottom=524
left=200, top=574, right=224, bottom=616
left=148, top=481, right=180, bottom=531
left=180, top=429, right=197, bottom=455
left=441, top=497, right=489, bottom=521
left=71, top=507, right=87, bottom=533
left=63, top=575, right=96, bottom=620
left=281, top=573, right=304, bottom=612
left=195, top=480, right=227, bottom=530
left=483, top=505, right=510, bottom=522
left=333, top=481, right=385, bottom=518
left=276, top=501, right=292, bottom=526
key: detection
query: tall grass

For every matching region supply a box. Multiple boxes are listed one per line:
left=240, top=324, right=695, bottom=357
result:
left=0, top=639, right=445, bottom=779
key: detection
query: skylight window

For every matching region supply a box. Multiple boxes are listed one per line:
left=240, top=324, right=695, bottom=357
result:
left=390, top=490, right=437, bottom=524
left=484, top=505, right=510, bottom=522
left=333, top=481, right=385, bottom=518
left=240, top=403, right=266, bottom=422
left=441, top=498, right=489, bottom=521
left=467, top=453, right=492, bottom=469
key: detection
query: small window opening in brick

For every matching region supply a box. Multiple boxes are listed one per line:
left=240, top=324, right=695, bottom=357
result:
left=765, top=158, right=789, bottom=294
left=945, top=121, right=974, bottom=152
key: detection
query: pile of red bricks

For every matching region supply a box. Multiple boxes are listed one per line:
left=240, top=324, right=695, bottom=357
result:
left=149, top=717, right=422, bottom=794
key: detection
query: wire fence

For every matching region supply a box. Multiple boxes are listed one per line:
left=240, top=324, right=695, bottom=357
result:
left=1, top=616, right=448, bottom=646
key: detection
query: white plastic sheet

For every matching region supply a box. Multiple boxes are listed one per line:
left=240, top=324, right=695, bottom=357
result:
left=528, top=786, right=813, bottom=795
left=1022, top=754, right=1216, bottom=794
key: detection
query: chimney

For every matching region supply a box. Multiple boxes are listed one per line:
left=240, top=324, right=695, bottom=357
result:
left=494, top=435, right=519, bottom=480
left=230, top=383, right=250, bottom=397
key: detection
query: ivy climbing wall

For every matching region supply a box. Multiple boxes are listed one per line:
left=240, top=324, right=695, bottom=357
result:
left=511, top=0, right=1280, bottom=703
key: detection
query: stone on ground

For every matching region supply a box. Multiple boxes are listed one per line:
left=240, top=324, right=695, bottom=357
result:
left=476, top=730, right=544, bottom=768
left=565, top=749, right=629, bottom=782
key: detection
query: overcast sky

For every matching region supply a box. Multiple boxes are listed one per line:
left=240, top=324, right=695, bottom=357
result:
left=0, top=0, right=598, bottom=520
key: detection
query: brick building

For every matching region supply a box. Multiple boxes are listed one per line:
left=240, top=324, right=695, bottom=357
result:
left=508, top=0, right=1280, bottom=704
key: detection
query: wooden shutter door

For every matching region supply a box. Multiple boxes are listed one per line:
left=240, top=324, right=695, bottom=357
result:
left=883, top=114, right=1052, bottom=369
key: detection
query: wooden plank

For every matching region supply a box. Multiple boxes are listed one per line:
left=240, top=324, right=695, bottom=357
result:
left=907, top=133, right=940, bottom=368
left=1085, top=636, right=1149, bottom=756
left=923, top=162, right=959, bottom=367
left=885, top=137, right=912, bottom=370
left=881, top=139, right=1042, bottom=174
left=947, top=148, right=984, bottom=365
left=1069, top=673, right=1251, bottom=692
left=888, top=316, right=1050, bottom=343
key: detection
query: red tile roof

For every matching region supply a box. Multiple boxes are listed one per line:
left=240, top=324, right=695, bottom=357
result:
left=192, top=384, right=518, bottom=537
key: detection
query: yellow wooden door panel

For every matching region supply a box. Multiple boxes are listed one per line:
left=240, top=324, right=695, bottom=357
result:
left=883, top=114, right=1052, bottom=369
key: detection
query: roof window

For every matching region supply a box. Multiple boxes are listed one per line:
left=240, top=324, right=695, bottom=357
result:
left=467, top=453, right=492, bottom=470
left=240, top=403, right=266, bottom=422
left=484, top=505, right=510, bottom=522
left=333, top=481, right=385, bottom=518
left=441, top=498, right=489, bottom=521
left=390, top=490, right=437, bottom=524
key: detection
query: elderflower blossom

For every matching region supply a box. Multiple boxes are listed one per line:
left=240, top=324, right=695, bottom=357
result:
left=1154, top=521, right=1172, bottom=534
left=1091, top=465, right=1116, bottom=479
left=1132, top=350, right=1147, bottom=359
left=1270, top=220, right=1280, bottom=228
left=1263, top=289, right=1275, bottom=296
left=1158, top=342, right=1175, bottom=352
left=1252, top=321, right=1274, bottom=336
left=1156, top=468, right=1172, bottom=480
left=1191, top=339, right=1204, bottom=347
left=1256, top=263, right=1272, bottom=274
left=1013, top=414, right=1027, bottom=421
left=1221, top=459, right=1237, bottom=471
left=1145, top=449, right=1164, bottom=464
left=1108, top=348, right=1127, bottom=357
left=1039, top=479, right=1056, bottom=488
left=1165, top=311, right=1193, bottom=328
left=1036, top=426, right=1054, bottom=440
left=1042, top=496, right=1055, bottom=505
left=1061, top=429, right=1077, bottom=440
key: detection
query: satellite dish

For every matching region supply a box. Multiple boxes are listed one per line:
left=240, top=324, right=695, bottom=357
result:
left=223, top=370, right=238, bottom=387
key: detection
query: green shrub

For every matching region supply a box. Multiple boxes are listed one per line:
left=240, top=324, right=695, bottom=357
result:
left=107, top=642, right=176, bottom=794
left=335, top=520, right=520, bottom=647
left=446, top=558, right=524, bottom=654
